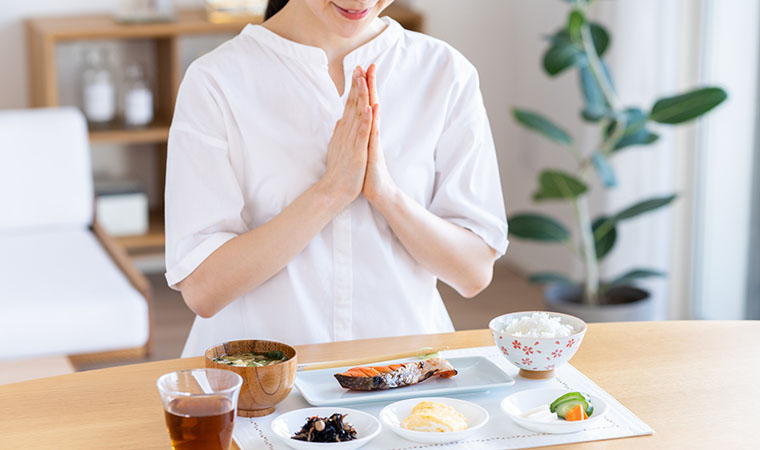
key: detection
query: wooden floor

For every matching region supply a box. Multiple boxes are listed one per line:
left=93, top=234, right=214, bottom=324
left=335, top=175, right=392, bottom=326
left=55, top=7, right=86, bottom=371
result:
left=3, top=263, right=543, bottom=381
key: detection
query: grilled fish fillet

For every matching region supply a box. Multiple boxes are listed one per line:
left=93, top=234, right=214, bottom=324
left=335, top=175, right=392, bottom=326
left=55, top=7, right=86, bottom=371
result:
left=334, top=358, right=457, bottom=391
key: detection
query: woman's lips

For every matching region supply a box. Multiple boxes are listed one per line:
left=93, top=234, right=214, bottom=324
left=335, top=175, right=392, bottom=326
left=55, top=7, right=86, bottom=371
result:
left=333, top=3, right=371, bottom=20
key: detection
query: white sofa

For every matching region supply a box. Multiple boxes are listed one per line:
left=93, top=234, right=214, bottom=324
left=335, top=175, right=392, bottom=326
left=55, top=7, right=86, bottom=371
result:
left=0, top=107, right=150, bottom=361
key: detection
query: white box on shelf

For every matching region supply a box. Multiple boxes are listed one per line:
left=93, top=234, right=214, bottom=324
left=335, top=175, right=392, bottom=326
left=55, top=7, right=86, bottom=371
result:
left=95, top=180, right=148, bottom=236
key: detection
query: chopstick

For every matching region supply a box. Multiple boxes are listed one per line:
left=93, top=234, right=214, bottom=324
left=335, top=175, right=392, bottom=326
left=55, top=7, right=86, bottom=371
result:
left=297, top=346, right=450, bottom=372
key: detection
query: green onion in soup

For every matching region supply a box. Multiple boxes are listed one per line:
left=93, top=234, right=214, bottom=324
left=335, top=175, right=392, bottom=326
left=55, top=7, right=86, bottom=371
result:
left=213, top=350, right=288, bottom=367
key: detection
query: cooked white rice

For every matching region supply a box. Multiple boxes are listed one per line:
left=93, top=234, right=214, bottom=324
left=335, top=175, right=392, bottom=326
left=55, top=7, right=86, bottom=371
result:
left=500, top=312, right=574, bottom=338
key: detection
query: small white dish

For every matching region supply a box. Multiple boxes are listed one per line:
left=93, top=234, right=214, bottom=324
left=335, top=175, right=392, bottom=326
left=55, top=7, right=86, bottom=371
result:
left=500, top=388, right=608, bottom=434
left=379, top=397, right=489, bottom=444
left=270, top=407, right=381, bottom=450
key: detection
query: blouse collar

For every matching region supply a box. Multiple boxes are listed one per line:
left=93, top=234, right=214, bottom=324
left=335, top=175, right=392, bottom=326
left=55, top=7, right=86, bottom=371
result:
left=242, top=16, right=403, bottom=67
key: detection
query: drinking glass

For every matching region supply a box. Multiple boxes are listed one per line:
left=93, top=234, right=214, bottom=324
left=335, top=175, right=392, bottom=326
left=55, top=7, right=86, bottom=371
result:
left=157, top=369, right=243, bottom=450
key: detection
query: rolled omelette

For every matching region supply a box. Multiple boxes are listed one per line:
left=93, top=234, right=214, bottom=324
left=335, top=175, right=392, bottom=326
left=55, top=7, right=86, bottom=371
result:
left=401, top=401, right=468, bottom=432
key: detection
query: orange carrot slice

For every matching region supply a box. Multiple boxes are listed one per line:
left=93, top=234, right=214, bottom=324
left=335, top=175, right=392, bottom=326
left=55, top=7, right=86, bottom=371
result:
left=564, top=404, right=588, bottom=421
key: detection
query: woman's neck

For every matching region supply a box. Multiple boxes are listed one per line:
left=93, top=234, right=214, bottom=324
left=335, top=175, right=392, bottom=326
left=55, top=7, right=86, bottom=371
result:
left=263, top=0, right=386, bottom=64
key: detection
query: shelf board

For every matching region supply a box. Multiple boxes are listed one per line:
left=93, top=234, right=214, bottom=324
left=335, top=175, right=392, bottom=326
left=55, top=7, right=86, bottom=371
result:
left=26, top=4, right=422, bottom=42
left=89, top=123, right=169, bottom=145
left=115, top=211, right=165, bottom=251
left=27, top=9, right=251, bottom=41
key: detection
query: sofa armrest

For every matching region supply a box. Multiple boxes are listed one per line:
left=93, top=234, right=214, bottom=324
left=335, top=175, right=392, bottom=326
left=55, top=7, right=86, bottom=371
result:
left=90, top=220, right=152, bottom=361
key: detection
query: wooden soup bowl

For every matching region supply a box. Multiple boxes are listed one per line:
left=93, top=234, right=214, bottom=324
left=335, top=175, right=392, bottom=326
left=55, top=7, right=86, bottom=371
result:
left=205, top=340, right=297, bottom=417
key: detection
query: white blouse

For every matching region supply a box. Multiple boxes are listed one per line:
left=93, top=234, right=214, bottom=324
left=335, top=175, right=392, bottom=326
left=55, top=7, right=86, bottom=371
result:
left=165, top=17, right=508, bottom=357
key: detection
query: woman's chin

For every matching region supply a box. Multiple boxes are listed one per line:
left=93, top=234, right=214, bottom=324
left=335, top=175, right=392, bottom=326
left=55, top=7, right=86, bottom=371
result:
left=326, top=3, right=379, bottom=37
left=324, top=17, right=371, bottom=38
left=332, top=23, right=369, bottom=38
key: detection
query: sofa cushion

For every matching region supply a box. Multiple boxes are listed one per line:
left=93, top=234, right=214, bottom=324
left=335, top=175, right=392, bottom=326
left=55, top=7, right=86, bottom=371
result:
left=0, top=107, right=93, bottom=232
left=0, top=228, right=149, bottom=360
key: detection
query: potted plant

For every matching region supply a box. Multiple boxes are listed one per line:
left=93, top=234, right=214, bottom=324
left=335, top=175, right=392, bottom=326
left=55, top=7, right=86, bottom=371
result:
left=509, top=0, right=727, bottom=322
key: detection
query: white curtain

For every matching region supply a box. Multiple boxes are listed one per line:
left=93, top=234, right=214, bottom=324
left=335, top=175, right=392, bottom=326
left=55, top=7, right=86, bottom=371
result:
left=691, top=0, right=760, bottom=319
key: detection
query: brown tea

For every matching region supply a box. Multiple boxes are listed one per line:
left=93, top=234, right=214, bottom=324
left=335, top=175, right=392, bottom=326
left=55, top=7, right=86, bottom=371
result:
left=164, top=396, right=235, bottom=450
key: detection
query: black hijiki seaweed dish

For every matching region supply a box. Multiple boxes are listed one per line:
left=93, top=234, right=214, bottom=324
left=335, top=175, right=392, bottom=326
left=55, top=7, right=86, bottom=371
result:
left=292, top=413, right=358, bottom=442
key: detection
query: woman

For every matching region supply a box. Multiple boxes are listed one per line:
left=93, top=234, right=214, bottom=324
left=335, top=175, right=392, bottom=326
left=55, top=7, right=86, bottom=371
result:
left=165, top=0, right=508, bottom=357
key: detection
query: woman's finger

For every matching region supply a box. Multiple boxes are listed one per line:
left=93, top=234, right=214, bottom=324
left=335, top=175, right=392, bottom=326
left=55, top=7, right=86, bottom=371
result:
left=343, top=68, right=360, bottom=120
left=367, top=64, right=378, bottom=107
left=356, top=104, right=373, bottom=146
left=351, top=66, right=364, bottom=109
left=369, top=103, right=381, bottom=149
left=357, top=75, right=370, bottom=116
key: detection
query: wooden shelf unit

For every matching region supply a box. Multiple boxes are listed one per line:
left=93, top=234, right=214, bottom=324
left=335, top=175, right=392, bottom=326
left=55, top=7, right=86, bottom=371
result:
left=26, top=5, right=424, bottom=254
left=88, top=122, right=170, bottom=145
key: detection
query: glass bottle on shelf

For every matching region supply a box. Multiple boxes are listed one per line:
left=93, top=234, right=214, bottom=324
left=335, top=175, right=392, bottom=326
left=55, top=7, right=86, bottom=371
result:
left=82, top=48, right=116, bottom=128
left=123, top=64, right=154, bottom=128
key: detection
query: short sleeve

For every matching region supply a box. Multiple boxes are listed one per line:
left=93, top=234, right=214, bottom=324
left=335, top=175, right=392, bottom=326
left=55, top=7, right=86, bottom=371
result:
left=428, top=64, right=509, bottom=256
left=164, top=64, right=247, bottom=289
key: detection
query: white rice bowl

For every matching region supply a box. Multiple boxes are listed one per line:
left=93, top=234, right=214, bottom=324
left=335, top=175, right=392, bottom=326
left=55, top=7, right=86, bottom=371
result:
left=489, top=311, right=587, bottom=375
left=500, top=312, right=575, bottom=338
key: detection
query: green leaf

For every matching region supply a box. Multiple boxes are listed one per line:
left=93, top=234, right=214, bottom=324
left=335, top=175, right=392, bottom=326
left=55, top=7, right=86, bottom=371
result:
left=593, top=216, right=617, bottom=260
left=620, top=108, right=647, bottom=135
left=650, top=87, right=727, bottom=124
left=608, top=268, right=666, bottom=286
left=512, top=109, right=573, bottom=145
left=605, top=108, right=646, bottom=138
left=579, top=61, right=613, bottom=122
left=545, top=29, right=571, bottom=45
left=528, top=272, right=574, bottom=286
left=581, top=108, right=605, bottom=122
left=534, top=170, right=588, bottom=201
left=567, top=10, right=585, bottom=44
left=508, top=213, right=571, bottom=242
left=591, top=152, right=617, bottom=187
left=615, top=194, right=677, bottom=221
left=613, top=129, right=659, bottom=151
left=579, top=65, right=607, bottom=121
left=543, top=40, right=585, bottom=76
left=589, top=23, right=610, bottom=56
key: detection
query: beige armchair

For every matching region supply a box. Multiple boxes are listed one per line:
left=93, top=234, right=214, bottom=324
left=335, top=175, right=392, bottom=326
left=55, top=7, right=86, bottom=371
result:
left=0, top=107, right=151, bottom=367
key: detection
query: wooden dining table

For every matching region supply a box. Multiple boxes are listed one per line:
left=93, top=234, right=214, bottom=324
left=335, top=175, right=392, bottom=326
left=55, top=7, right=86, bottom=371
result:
left=0, top=321, right=757, bottom=449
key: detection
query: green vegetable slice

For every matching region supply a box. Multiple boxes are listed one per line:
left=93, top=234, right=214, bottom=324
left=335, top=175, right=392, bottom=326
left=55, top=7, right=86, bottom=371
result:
left=550, top=392, right=593, bottom=419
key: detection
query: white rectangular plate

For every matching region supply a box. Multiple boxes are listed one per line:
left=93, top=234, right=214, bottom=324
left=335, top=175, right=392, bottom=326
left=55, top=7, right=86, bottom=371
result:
left=294, top=356, right=515, bottom=406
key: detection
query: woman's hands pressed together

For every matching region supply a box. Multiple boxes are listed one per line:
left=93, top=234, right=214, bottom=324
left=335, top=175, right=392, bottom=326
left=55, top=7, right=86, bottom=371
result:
left=320, top=67, right=373, bottom=208
left=362, top=64, right=397, bottom=206
left=321, top=63, right=500, bottom=299
left=320, top=64, right=397, bottom=210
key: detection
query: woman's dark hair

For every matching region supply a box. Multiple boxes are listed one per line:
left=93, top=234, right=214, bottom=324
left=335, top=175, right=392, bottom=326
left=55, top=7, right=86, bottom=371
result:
left=266, top=0, right=289, bottom=20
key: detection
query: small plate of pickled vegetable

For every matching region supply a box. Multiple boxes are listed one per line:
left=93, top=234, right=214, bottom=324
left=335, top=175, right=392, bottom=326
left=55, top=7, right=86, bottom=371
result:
left=500, top=388, right=608, bottom=434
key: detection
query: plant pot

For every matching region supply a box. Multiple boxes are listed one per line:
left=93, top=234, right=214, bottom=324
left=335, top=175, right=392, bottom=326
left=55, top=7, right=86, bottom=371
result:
left=544, top=284, right=654, bottom=323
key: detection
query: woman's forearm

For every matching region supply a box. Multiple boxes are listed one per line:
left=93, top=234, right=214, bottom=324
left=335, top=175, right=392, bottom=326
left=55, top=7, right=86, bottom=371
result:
left=369, top=186, right=499, bottom=298
left=178, top=180, right=346, bottom=317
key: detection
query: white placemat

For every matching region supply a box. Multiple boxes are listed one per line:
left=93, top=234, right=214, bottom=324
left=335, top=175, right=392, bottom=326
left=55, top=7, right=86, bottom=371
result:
left=233, top=346, right=653, bottom=449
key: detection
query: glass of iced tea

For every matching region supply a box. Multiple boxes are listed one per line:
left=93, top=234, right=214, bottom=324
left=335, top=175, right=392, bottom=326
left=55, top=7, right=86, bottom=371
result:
left=157, top=369, right=243, bottom=450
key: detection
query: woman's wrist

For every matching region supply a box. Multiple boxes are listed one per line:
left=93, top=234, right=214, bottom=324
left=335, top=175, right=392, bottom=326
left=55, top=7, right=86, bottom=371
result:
left=313, top=176, right=355, bottom=214
left=365, top=179, right=403, bottom=217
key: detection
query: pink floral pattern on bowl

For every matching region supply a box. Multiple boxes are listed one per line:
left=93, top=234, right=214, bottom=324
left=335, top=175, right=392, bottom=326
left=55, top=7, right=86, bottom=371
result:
left=489, top=312, right=587, bottom=373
